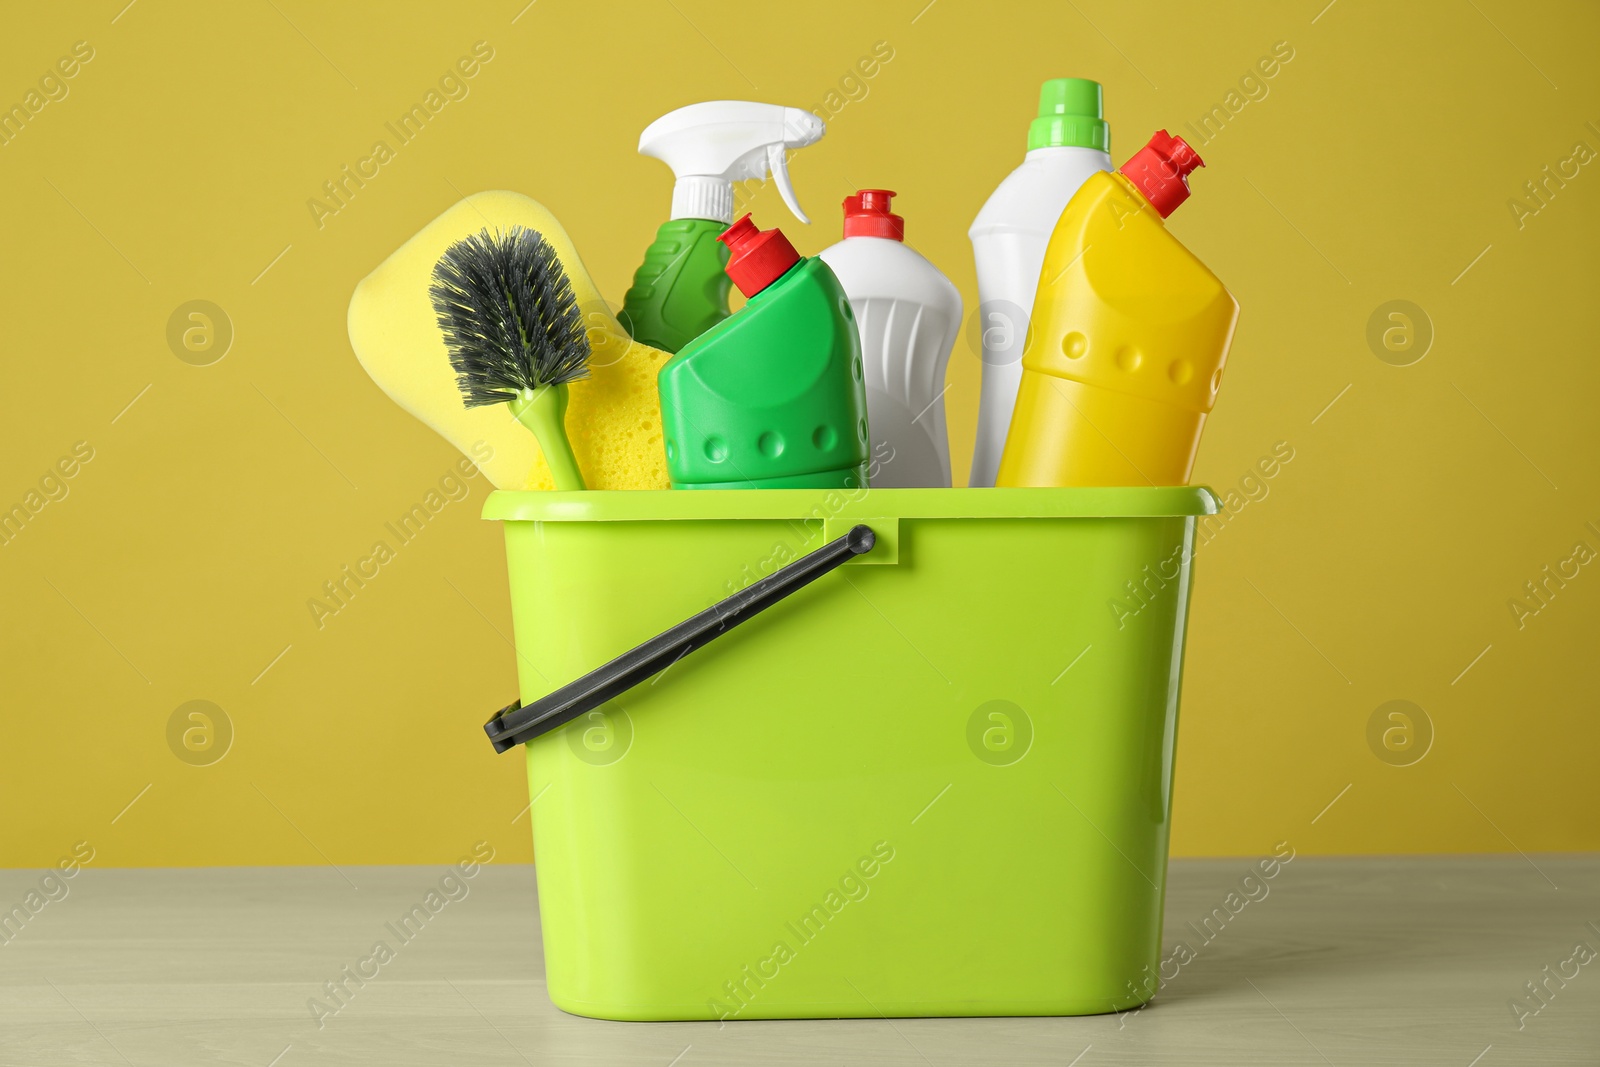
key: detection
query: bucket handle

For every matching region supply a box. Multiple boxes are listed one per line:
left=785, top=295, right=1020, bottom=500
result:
left=483, top=524, right=877, bottom=752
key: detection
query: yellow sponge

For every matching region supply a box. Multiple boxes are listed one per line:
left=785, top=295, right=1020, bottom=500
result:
left=348, top=191, right=671, bottom=490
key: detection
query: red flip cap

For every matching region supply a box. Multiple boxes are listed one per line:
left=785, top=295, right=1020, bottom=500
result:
left=719, top=215, right=801, bottom=297
left=1117, top=130, right=1204, bottom=218
left=843, top=189, right=905, bottom=241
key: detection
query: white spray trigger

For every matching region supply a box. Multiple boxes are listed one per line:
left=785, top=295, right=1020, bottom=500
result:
left=768, top=142, right=808, bottom=224
left=639, top=101, right=825, bottom=224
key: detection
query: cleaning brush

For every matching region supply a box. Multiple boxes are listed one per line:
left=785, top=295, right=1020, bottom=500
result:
left=430, top=226, right=591, bottom=491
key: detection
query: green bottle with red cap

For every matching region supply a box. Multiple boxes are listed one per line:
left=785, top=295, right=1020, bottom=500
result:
left=657, top=215, right=872, bottom=490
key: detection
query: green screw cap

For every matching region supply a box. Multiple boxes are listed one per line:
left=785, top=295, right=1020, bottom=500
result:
left=1027, top=77, right=1109, bottom=153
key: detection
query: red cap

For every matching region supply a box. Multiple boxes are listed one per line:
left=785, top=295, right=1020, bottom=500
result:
left=1117, top=130, right=1204, bottom=218
left=843, top=189, right=904, bottom=241
left=718, top=215, right=801, bottom=297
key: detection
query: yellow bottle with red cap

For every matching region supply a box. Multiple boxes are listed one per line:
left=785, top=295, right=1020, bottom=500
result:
left=996, top=131, right=1239, bottom=487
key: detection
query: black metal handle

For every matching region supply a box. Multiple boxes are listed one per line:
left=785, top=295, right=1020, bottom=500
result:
left=484, top=523, right=876, bottom=752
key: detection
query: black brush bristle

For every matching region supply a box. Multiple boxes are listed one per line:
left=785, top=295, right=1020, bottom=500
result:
left=430, top=227, right=590, bottom=408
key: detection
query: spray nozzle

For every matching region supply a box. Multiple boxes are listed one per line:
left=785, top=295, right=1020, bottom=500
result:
left=638, top=101, right=825, bottom=225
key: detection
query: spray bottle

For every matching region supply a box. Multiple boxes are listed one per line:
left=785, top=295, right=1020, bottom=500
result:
left=621, top=102, right=824, bottom=354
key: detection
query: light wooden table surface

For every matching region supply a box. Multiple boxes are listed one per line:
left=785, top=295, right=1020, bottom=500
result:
left=2, top=857, right=1596, bottom=1065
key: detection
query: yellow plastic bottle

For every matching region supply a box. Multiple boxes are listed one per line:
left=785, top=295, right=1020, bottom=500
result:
left=996, top=131, right=1239, bottom=487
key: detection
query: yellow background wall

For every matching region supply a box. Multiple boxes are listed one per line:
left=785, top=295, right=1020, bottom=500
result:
left=3, top=0, right=1596, bottom=866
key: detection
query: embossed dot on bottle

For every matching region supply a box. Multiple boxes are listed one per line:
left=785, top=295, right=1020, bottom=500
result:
left=1062, top=331, right=1088, bottom=359
left=703, top=435, right=728, bottom=463
left=1115, top=345, right=1142, bottom=372
left=813, top=425, right=837, bottom=450
left=1168, top=359, right=1193, bottom=384
left=757, top=431, right=784, bottom=458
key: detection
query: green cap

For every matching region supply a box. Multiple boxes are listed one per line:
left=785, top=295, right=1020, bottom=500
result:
left=1027, top=78, right=1109, bottom=152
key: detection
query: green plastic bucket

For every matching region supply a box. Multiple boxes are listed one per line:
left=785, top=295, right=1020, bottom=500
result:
left=483, top=485, right=1216, bottom=1021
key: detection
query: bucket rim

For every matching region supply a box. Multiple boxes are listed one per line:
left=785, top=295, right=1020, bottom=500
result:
left=482, top=485, right=1219, bottom=522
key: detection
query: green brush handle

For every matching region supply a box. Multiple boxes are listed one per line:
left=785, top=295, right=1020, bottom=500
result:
left=510, top=385, right=585, bottom=491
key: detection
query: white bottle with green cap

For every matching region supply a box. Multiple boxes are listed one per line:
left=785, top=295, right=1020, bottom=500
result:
left=967, top=78, right=1112, bottom=487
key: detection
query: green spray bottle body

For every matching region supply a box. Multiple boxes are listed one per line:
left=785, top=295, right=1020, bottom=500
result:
left=659, top=218, right=870, bottom=490
left=620, top=218, right=731, bottom=353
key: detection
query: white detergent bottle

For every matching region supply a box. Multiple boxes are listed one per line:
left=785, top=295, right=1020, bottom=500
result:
left=819, top=189, right=963, bottom=488
left=968, top=77, right=1113, bottom=487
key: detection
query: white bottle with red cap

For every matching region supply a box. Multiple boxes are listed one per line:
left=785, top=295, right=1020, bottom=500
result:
left=817, top=190, right=963, bottom=488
